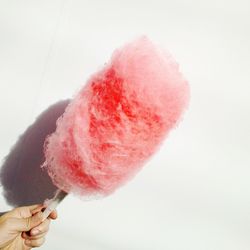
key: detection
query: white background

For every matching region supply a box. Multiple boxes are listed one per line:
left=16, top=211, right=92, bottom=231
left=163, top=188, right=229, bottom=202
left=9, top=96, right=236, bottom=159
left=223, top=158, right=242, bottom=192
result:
left=0, top=0, right=250, bottom=249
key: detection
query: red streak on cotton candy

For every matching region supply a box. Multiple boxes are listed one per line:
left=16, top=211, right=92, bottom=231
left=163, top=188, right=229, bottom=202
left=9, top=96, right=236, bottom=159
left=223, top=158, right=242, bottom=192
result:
left=43, top=36, right=190, bottom=197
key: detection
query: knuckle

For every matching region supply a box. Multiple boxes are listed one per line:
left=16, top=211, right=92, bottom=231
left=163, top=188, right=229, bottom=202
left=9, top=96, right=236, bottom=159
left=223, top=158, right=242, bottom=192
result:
left=13, top=206, right=26, bottom=215
left=12, top=207, right=19, bottom=213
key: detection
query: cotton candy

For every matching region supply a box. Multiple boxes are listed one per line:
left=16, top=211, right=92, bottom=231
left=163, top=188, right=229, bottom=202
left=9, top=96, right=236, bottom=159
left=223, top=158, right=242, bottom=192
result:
left=42, top=36, right=190, bottom=198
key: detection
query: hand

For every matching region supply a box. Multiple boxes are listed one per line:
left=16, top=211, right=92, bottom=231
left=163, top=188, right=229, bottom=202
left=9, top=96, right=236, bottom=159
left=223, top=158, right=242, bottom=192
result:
left=0, top=204, right=57, bottom=249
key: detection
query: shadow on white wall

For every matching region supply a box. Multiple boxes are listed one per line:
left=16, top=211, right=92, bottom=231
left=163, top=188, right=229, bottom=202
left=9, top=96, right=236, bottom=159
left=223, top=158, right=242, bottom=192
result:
left=0, top=99, right=70, bottom=207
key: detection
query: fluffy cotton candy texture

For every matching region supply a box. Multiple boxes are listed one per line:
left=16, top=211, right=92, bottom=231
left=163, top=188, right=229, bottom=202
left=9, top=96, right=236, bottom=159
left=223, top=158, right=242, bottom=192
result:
left=42, top=36, right=190, bottom=198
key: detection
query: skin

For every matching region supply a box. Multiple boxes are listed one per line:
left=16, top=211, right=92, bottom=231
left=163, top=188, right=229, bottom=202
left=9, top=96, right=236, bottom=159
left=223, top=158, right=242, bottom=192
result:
left=0, top=204, right=57, bottom=249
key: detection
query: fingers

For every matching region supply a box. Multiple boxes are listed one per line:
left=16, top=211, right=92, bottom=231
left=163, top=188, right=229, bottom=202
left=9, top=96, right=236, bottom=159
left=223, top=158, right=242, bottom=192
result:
left=14, top=211, right=44, bottom=232
left=13, top=204, right=42, bottom=214
left=22, top=218, right=51, bottom=248
left=22, top=231, right=47, bottom=240
left=6, top=204, right=44, bottom=219
left=8, top=204, right=57, bottom=222
left=24, top=237, right=45, bottom=248
left=30, top=218, right=50, bottom=236
left=30, top=204, right=45, bottom=215
left=26, top=204, right=44, bottom=212
left=29, top=206, right=57, bottom=221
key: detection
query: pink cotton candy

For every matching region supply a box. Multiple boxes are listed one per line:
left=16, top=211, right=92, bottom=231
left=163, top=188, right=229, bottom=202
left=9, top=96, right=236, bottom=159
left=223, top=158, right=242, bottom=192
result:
left=42, top=36, right=190, bottom=198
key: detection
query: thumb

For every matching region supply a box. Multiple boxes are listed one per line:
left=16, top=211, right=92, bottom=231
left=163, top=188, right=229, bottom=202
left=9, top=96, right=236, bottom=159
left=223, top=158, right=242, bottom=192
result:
left=13, top=211, right=44, bottom=232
